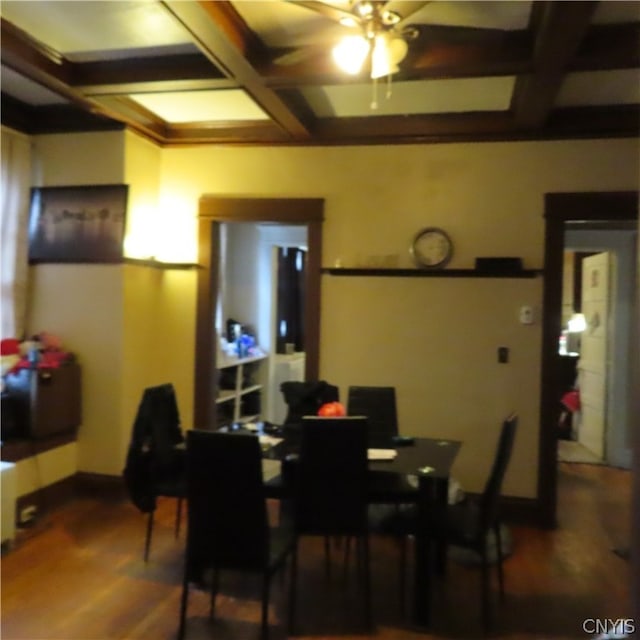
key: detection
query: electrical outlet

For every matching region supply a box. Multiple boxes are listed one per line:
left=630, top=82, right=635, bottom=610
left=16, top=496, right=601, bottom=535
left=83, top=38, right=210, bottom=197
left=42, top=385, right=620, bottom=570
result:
left=498, top=347, right=509, bottom=363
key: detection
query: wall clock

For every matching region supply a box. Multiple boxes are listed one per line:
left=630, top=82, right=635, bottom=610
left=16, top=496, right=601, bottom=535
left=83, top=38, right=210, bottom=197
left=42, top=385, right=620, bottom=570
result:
left=410, top=227, right=453, bottom=269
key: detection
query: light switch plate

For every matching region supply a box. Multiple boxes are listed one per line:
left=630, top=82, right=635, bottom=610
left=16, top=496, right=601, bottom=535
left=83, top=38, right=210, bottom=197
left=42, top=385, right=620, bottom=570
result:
left=519, top=306, right=534, bottom=324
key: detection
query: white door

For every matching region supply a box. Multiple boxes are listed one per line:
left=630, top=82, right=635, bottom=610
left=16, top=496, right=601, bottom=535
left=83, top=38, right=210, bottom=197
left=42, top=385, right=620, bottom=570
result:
left=577, top=252, right=611, bottom=459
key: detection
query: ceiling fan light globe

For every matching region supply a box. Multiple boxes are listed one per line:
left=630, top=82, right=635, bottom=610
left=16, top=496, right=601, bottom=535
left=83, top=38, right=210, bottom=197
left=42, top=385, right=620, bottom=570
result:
left=333, top=35, right=370, bottom=74
left=371, top=33, right=405, bottom=79
left=355, top=1, right=374, bottom=18
left=339, top=16, right=358, bottom=28
left=388, top=37, right=408, bottom=64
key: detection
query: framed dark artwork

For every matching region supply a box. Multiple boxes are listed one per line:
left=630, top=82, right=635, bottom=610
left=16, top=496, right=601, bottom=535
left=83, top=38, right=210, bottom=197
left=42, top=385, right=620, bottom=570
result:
left=28, top=184, right=128, bottom=263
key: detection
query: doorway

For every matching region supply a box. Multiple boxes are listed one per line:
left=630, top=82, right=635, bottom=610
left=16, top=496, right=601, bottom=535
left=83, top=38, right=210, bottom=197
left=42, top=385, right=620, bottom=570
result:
left=558, top=229, right=636, bottom=468
left=218, top=222, right=309, bottom=423
left=539, top=191, right=638, bottom=527
left=192, top=197, right=324, bottom=430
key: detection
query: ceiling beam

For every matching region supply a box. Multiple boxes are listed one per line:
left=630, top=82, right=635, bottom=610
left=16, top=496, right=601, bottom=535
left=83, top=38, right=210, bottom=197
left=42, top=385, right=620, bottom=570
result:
left=511, top=0, right=599, bottom=128
left=1, top=19, right=76, bottom=101
left=311, top=105, right=639, bottom=145
left=161, top=0, right=312, bottom=140
left=87, top=96, right=169, bottom=141
left=166, top=120, right=291, bottom=145
left=156, top=105, right=637, bottom=146
left=571, top=22, right=640, bottom=71
left=0, top=19, right=70, bottom=80
left=73, top=53, right=234, bottom=95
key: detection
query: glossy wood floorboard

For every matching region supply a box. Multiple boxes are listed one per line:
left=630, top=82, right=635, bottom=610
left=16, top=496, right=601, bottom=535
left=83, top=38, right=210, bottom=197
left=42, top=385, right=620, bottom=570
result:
left=1, top=463, right=632, bottom=640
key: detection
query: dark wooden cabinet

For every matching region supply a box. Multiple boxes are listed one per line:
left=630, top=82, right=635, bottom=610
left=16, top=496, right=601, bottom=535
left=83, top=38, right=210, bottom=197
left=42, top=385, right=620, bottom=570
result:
left=2, top=362, right=82, bottom=440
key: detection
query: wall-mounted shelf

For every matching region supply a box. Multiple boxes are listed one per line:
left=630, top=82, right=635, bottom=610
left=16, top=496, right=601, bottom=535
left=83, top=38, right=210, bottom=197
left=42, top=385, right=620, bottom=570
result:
left=322, top=267, right=542, bottom=279
left=124, top=258, right=200, bottom=270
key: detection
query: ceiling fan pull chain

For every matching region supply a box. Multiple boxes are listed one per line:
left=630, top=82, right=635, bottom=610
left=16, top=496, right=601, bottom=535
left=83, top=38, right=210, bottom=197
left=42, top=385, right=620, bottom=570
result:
left=371, top=76, right=379, bottom=110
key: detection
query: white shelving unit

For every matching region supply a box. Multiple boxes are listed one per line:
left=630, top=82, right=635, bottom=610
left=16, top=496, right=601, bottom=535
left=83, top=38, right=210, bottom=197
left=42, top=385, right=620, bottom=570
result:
left=216, top=353, right=268, bottom=426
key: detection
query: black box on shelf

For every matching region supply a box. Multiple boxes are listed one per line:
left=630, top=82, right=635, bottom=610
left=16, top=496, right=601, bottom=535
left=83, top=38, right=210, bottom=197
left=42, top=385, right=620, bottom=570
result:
left=475, top=257, right=523, bottom=273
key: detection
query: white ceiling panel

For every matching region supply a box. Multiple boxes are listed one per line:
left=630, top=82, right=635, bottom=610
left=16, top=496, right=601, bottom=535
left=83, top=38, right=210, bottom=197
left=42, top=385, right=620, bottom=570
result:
left=0, top=0, right=193, bottom=59
left=130, top=89, right=271, bottom=123
left=302, top=76, right=516, bottom=118
left=0, top=66, right=68, bottom=106
left=557, top=69, right=640, bottom=107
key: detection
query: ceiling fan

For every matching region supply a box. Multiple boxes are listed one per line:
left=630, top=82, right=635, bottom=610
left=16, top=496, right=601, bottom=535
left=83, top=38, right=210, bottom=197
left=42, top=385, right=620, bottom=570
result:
left=278, top=1, right=430, bottom=79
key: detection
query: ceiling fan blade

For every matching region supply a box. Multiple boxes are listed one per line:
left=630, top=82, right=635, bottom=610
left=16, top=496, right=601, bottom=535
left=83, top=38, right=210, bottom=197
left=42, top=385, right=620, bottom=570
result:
left=288, top=1, right=358, bottom=24
left=408, top=23, right=511, bottom=44
left=272, top=47, right=316, bottom=66
left=385, top=1, right=431, bottom=22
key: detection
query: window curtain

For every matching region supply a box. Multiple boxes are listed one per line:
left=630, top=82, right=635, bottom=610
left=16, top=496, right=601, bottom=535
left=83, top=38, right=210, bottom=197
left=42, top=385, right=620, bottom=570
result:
left=276, top=247, right=306, bottom=353
left=1, top=127, right=31, bottom=340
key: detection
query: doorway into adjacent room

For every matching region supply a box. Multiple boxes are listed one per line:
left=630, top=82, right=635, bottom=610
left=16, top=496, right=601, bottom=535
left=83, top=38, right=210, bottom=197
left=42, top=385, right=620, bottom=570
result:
left=217, top=222, right=309, bottom=424
left=557, top=226, right=636, bottom=468
left=192, top=197, right=324, bottom=431
left=539, top=191, right=638, bottom=528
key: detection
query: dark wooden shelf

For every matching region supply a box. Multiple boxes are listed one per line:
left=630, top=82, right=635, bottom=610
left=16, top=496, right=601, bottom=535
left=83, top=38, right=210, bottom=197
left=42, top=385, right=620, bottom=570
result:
left=124, top=258, right=200, bottom=270
left=321, top=267, right=542, bottom=278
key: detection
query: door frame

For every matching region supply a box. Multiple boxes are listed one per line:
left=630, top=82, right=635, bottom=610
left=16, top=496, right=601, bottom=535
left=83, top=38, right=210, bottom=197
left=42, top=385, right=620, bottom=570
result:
left=539, top=191, right=637, bottom=527
left=193, top=197, right=324, bottom=430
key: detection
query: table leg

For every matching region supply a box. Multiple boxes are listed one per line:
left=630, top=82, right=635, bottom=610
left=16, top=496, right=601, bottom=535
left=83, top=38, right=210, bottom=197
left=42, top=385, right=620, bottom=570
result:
left=433, top=477, right=449, bottom=576
left=411, top=474, right=450, bottom=626
left=412, top=474, right=434, bottom=627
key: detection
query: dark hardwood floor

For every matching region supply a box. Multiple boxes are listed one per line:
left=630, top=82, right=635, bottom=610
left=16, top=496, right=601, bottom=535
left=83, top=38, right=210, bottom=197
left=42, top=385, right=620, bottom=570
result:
left=1, top=463, right=632, bottom=640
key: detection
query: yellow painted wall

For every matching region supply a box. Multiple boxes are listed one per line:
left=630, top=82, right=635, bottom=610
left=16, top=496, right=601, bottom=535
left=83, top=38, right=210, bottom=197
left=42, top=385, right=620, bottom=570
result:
left=122, top=131, right=196, bottom=458
left=29, top=132, right=125, bottom=478
left=26, top=130, right=196, bottom=484
left=23, top=133, right=639, bottom=501
left=28, top=266, right=124, bottom=476
left=158, top=138, right=639, bottom=498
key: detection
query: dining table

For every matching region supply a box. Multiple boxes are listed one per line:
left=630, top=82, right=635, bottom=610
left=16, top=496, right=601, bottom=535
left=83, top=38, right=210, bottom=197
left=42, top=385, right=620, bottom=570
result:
left=247, top=423, right=462, bottom=628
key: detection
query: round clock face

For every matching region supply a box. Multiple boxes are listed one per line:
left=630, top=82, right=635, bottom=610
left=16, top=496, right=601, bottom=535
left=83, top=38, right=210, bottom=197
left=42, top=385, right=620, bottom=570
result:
left=411, top=227, right=453, bottom=269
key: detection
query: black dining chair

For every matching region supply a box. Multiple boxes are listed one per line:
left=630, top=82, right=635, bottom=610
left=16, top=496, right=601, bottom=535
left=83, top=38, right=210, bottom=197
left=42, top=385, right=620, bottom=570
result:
left=458, top=412, right=518, bottom=632
left=346, top=384, right=417, bottom=500
left=280, top=380, right=339, bottom=428
left=178, top=430, right=295, bottom=640
left=347, top=385, right=398, bottom=447
left=288, top=416, right=372, bottom=634
left=123, top=383, right=186, bottom=562
left=347, top=385, right=415, bottom=602
left=380, top=413, right=518, bottom=633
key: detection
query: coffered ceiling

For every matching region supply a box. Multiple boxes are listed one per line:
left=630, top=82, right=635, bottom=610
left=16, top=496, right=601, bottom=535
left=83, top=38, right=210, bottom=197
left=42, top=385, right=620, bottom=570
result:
left=1, top=1, right=638, bottom=146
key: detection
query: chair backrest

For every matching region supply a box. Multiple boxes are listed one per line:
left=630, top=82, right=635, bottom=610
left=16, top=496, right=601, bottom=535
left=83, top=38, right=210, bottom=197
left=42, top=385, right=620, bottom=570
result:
left=294, top=416, right=369, bottom=535
left=132, top=383, right=183, bottom=463
left=479, top=413, right=518, bottom=533
left=185, top=430, right=269, bottom=578
left=280, top=380, right=339, bottom=426
left=123, top=383, right=184, bottom=512
left=347, top=386, right=398, bottom=447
